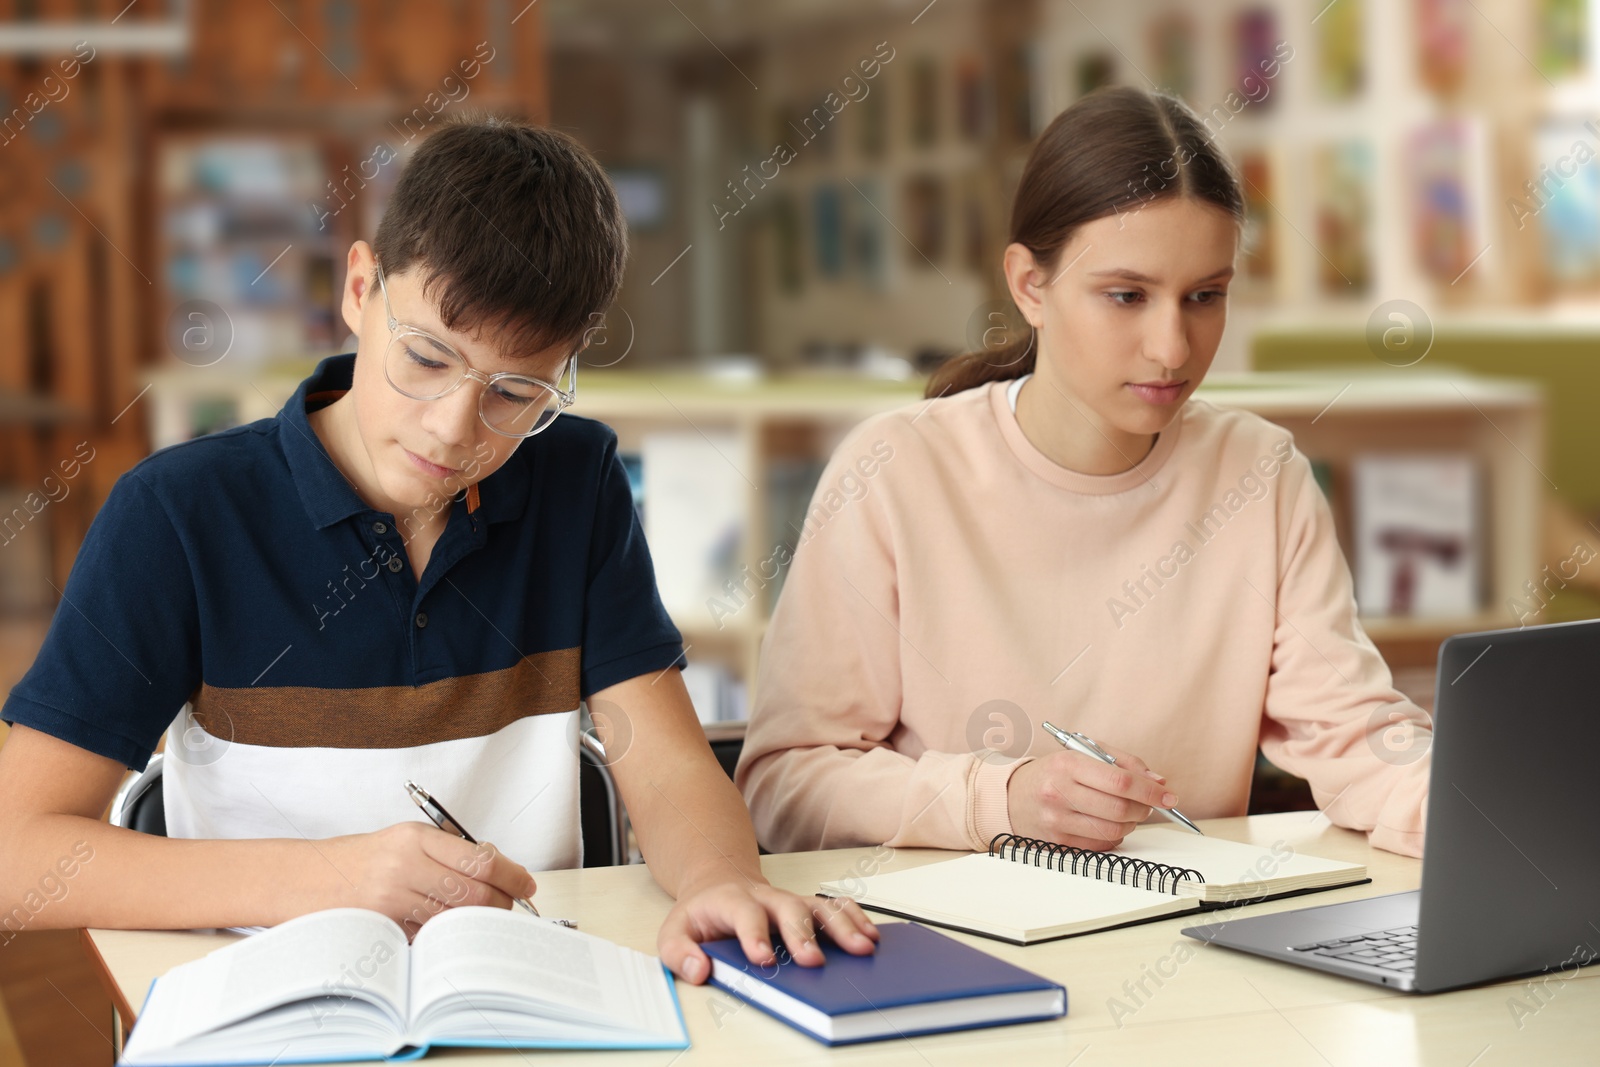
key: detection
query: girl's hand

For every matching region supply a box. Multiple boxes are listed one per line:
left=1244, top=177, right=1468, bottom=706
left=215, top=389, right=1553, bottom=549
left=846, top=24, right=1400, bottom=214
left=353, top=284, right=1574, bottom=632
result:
left=1005, top=743, right=1174, bottom=851
left=322, top=822, right=538, bottom=937
left=658, top=879, right=879, bottom=984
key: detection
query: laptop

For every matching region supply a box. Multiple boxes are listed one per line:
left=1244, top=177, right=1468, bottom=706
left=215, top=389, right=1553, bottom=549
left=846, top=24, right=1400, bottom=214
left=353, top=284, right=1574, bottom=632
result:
left=1182, top=617, right=1600, bottom=993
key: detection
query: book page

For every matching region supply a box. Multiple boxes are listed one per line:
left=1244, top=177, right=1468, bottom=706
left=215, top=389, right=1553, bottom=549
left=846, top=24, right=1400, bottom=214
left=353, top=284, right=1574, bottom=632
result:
left=122, top=909, right=409, bottom=1056
left=409, top=907, right=683, bottom=1043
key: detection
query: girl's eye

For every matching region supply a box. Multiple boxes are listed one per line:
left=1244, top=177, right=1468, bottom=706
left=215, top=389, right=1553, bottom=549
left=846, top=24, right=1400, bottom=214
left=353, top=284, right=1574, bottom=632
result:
left=1107, top=290, right=1143, bottom=306
left=1189, top=289, right=1228, bottom=305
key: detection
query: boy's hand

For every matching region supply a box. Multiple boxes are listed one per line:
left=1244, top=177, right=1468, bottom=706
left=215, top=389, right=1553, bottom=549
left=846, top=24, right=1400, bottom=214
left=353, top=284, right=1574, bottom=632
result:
left=324, top=822, right=539, bottom=937
left=657, top=878, right=879, bottom=984
left=1006, top=742, right=1173, bottom=851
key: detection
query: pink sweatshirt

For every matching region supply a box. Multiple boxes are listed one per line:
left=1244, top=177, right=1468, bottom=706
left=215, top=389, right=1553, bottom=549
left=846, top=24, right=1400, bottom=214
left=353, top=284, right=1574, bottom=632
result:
left=737, top=379, right=1431, bottom=858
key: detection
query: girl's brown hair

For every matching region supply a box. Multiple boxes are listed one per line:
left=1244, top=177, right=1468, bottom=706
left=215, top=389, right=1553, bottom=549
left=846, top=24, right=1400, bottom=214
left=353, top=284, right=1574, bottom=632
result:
left=926, top=87, right=1244, bottom=399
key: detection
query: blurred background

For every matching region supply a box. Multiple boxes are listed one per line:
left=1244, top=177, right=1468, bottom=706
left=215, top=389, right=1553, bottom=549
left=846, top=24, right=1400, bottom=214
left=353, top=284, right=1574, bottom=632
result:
left=2, top=1, right=1599, bottom=1061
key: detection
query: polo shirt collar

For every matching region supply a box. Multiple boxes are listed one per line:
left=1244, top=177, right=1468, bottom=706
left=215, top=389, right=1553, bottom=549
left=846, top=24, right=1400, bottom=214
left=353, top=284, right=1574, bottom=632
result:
left=278, top=353, right=531, bottom=531
left=280, top=355, right=371, bottom=530
left=471, top=452, right=532, bottom=524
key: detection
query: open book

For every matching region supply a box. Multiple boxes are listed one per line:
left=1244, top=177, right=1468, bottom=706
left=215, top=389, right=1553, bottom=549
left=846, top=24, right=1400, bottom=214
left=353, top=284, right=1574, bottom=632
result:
left=120, top=906, right=688, bottom=1065
left=818, top=828, right=1368, bottom=945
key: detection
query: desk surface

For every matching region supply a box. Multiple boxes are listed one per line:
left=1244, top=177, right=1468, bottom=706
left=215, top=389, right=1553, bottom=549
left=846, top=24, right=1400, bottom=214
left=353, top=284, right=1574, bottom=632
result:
left=85, top=813, right=1598, bottom=1066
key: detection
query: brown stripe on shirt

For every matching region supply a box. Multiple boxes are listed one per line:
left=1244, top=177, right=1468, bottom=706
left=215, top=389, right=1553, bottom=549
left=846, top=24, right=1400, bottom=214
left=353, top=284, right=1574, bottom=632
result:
left=191, top=648, right=580, bottom=749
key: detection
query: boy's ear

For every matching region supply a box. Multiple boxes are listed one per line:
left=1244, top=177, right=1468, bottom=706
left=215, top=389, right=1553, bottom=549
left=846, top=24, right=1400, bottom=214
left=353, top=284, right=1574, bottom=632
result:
left=341, top=241, right=377, bottom=340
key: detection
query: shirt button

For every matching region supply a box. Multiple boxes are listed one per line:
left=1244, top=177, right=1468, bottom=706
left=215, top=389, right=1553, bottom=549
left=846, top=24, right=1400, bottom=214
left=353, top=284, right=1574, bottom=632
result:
left=415, top=612, right=429, bottom=629
left=386, top=556, right=404, bottom=573
left=372, top=521, right=388, bottom=534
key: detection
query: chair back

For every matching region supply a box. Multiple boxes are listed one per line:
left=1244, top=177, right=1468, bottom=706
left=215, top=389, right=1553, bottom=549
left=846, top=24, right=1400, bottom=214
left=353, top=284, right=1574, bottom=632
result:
left=108, top=739, right=632, bottom=869
left=578, top=731, right=628, bottom=867
left=109, top=754, right=168, bottom=836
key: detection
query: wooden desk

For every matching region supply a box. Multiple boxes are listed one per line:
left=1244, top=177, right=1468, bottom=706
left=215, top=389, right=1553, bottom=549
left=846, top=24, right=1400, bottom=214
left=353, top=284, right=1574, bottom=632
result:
left=84, top=813, right=1598, bottom=1065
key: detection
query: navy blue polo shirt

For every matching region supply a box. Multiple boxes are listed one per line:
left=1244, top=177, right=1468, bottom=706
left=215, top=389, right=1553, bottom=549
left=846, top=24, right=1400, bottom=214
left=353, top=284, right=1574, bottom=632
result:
left=3, top=354, right=685, bottom=869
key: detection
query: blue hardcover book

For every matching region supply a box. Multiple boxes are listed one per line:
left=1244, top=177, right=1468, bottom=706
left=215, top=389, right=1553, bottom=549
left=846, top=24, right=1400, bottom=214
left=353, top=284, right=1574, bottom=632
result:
left=118, top=907, right=688, bottom=1064
left=702, top=921, right=1066, bottom=1046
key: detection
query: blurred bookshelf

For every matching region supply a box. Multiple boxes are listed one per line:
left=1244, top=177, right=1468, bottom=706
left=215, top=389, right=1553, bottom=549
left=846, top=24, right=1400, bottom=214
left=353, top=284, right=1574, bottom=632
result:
left=7, top=0, right=1598, bottom=606
left=156, top=136, right=347, bottom=370
left=0, top=0, right=549, bottom=617
left=1201, top=370, right=1544, bottom=666
left=0, top=0, right=1584, bottom=782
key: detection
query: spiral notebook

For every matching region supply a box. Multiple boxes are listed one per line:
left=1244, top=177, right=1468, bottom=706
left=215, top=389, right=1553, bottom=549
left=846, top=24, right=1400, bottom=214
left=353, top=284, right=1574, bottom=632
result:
left=818, top=828, right=1369, bottom=945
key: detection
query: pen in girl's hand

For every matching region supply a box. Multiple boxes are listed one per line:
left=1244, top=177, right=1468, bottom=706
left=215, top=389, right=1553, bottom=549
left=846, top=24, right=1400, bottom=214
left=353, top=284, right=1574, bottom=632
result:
left=1038, top=723, right=1204, bottom=834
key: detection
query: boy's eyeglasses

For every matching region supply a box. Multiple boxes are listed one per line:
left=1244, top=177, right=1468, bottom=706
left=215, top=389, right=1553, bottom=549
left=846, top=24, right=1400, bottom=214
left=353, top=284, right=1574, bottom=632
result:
left=375, top=262, right=577, bottom=439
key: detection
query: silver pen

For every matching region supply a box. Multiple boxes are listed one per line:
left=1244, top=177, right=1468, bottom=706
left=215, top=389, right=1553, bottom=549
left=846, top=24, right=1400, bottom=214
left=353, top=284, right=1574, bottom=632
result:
left=405, top=780, right=578, bottom=927
left=1039, top=722, right=1204, bottom=835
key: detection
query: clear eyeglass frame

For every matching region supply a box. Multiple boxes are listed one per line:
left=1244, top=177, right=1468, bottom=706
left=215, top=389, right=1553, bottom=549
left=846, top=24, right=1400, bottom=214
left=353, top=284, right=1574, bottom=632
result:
left=375, top=262, right=577, bottom=439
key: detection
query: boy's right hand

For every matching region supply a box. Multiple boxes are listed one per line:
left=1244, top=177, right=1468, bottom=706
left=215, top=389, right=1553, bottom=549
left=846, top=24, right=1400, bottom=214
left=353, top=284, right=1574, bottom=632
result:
left=324, top=822, right=539, bottom=936
left=1005, top=744, right=1175, bottom=851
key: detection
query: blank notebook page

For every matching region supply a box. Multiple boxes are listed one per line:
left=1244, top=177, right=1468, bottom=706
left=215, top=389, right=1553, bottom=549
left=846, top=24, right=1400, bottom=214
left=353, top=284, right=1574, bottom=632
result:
left=822, top=854, right=1192, bottom=940
left=1109, top=829, right=1366, bottom=901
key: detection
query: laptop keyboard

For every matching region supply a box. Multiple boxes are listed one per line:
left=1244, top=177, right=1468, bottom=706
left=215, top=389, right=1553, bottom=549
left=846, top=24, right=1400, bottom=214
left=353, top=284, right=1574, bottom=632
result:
left=1289, top=925, right=1418, bottom=972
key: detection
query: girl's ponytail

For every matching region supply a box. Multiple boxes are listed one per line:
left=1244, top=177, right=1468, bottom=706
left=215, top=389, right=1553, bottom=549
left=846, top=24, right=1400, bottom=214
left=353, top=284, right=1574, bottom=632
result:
left=925, top=331, right=1035, bottom=398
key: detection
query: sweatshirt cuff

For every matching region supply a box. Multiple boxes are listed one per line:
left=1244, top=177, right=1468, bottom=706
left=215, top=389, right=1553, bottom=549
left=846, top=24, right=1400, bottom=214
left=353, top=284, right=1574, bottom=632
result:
left=1368, top=822, right=1424, bottom=859
left=970, top=756, right=1032, bottom=851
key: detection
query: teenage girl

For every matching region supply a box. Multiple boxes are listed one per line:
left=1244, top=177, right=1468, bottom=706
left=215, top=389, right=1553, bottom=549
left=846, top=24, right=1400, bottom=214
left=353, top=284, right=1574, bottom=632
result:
left=737, top=87, right=1430, bottom=859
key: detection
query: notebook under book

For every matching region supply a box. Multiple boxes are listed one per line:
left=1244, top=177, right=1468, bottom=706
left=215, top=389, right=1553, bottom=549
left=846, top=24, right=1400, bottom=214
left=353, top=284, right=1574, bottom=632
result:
left=818, top=828, right=1368, bottom=945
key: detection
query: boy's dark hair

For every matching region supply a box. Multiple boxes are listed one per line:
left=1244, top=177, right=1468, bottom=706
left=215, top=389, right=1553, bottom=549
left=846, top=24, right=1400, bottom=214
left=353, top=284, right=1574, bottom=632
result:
left=373, top=115, right=627, bottom=360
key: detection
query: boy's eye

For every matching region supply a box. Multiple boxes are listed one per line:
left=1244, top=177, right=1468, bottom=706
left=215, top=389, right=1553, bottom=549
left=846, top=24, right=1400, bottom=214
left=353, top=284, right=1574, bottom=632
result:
left=405, top=345, right=450, bottom=371
left=490, top=382, right=538, bottom=406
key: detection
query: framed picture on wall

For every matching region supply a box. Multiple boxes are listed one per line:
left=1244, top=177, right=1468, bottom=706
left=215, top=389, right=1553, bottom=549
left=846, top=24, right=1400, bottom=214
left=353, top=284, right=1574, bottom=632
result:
left=1316, top=0, right=1364, bottom=100
left=997, top=42, right=1034, bottom=141
left=1416, top=0, right=1469, bottom=96
left=956, top=54, right=986, bottom=141
left=911, top=57, right=940, bottom=147
left=1313, top=139, right=1374, bottom=297
left=1232, top=7, right=1280, bottom=110
left=1529, top=116, right=1600, bottom=290
left=959, top=170, right=988, bottom=276
left=607, top=166, right=668, bottom=230
left=1147, top=10, right=1196, bottom=102
left=1407, top=119, right=1483, bottom=286
left=812, top=183, right=845, bottom=279
left=901, top=173, right=946, bottom=269
left=1536, top=0, right=1587, bottom=81
left=858, top=80, right=888, bottom=158
left=812, top=90, right=837, bottom=163
left=1074, top=51, right=1115, bottom=98
left=1237, top=149, right=1277, bottom=297
left=848, top=177, right=889, bottom=289
left=772, top=191, right=802, bottom=294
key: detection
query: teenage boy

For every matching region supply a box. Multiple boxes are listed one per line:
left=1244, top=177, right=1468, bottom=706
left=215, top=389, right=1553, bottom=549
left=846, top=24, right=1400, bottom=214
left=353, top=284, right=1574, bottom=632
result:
left=0, top=117, right=876, bottom=983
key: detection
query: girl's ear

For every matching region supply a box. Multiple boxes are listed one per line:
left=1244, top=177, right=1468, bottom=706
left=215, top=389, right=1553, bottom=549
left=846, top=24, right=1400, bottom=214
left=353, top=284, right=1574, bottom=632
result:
left=1002, top=242, right=1049, bottom=328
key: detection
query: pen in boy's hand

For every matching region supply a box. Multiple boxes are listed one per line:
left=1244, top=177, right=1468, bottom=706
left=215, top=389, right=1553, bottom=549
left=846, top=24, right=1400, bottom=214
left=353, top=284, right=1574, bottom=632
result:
left=404, top=779, right=579, bottom=927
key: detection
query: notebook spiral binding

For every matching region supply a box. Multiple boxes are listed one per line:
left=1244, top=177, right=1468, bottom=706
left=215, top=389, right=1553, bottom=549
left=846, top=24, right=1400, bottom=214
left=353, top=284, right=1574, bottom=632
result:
left=987, top=834, right=1205, bottom=895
